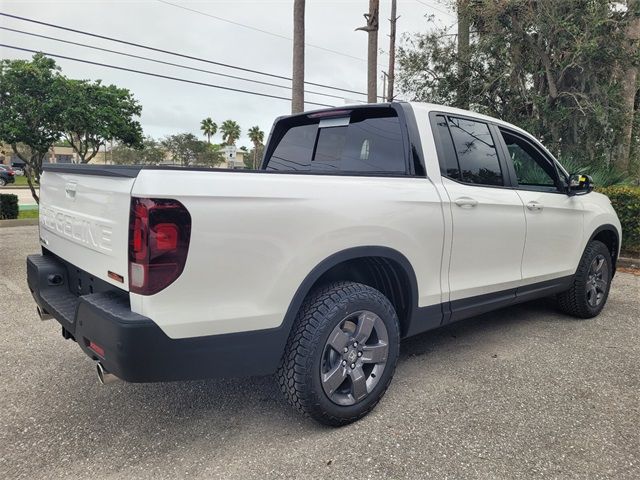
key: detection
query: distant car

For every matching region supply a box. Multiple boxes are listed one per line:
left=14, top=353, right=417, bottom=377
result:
left=12, top=166, right=24, bottom=176
left=0, top=165, right=16, bottom=186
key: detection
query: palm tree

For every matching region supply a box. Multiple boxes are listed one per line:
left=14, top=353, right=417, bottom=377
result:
left=248, top=126, right=265, bottom=169
left=200, top=117, right=217, bottom=143
left=220, top=120, right=241, bottom=146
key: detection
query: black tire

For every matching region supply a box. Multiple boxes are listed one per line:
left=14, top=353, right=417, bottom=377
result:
left=0, top=178, right=6, bottom=187
left=277, top=281, right=400, bottom=427
left=557, top=240, right=612, bottom=318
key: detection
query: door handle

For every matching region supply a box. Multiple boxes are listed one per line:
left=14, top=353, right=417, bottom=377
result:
left=526, top=201, right=543, bottom=212
left=454, top=197, right=478, bottom=208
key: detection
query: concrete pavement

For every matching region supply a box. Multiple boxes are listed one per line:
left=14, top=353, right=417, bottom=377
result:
left=1, top=225, right=639, bottom=479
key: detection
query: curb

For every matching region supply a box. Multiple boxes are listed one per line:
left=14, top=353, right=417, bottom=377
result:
left=618, top=256, right=640, bottom=269
left=0, top=218, right=39, bottom=228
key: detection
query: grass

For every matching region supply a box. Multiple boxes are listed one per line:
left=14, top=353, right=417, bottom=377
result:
left=4, top=175, right=34, bottom=187
left=18, top=209, right=39, bottom=219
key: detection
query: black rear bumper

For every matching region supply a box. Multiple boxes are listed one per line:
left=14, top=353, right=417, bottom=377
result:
left=27, top=252, right=287, bottom=382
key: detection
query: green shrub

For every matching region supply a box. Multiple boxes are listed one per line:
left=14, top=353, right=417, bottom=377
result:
left=558, top=157, right=633, bottom=188
left=0, top=194, right=19, bottom=219
left=599, top=186, right=640, bottom=255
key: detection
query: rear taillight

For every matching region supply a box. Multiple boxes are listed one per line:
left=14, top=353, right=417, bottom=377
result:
left=8, top=171, right=15, bottom=176
left=128, top=197, right=191, bottom=295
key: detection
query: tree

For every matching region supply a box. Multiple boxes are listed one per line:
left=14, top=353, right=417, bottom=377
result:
left=397, top=0, right=640, bottom=177
left=220, top=120, right=241, bottom=145
left=357, top=0, right=379, bottom=103
left=0, top=54, right=64, bottom=203
left=111, top=136, right=164, bottom=165
left=617, top=0, right=640, bottom=172
left=161, top=133, right=223, bottom=167
left=292, top=0, right=306, bottom=113
left=59, top=79, right=143, bottom=163
left=200, top=117, right=217, bottom=143
left=247, top=126, right=265, bottom=169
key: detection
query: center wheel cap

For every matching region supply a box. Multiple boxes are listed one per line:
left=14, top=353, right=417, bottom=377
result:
left=346, top=349, right=358, bottom=363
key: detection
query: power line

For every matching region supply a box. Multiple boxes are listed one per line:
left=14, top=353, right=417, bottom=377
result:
left=0, top=26, right=347, bottom=101
left=414, top=0, right=455, bottom=17
left=0, top=44, right=335, bottom=108
left=0, top=12, right=373, bottom=98
left=156, top=0, right=369, bottom=63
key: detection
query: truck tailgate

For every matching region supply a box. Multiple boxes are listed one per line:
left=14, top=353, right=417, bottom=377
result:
left=38, top=167, right=136, bottom=290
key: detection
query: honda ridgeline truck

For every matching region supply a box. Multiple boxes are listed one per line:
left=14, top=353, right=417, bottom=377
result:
left=27, top=102, right=621, bottom=426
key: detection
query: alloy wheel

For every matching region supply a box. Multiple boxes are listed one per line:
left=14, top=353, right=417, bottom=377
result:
left=586, top=254, right=608, bottom=308
left=320, top=310, right=389, bottom=406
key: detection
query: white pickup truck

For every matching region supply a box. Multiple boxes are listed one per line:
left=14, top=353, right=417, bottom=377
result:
left=28, top=102, right=621, bottom=426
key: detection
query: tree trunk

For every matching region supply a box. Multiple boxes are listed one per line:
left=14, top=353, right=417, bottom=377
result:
left=615, top=0, right=640, bottom=173
left=253, top=144, right=258, bottom=169
left=292, top=0, right=305, bottom=114
left=357, top=0, right=379, bottom=103
left=387, top=0, right=398, bottom=102
left=457, top=0, right=470, bottom=109
left=11, top=144, right=41, bottom=204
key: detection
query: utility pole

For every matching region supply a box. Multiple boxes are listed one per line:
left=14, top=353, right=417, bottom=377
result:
left=357, top=0, right=379, bottom=103
left=292, top=0, right=305, bottom=113
left=387, top=0, right=398, bottom=102
left=457, top=0, right=470, bottom=110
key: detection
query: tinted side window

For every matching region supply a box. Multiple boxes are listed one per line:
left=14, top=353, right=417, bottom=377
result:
left=266, top=123, right=317, bottom=171
left=447, top=117, right=503, bottom=186
left=500, top=129, right=559, bottom=191
left=434, top=114, right=461, bottom=180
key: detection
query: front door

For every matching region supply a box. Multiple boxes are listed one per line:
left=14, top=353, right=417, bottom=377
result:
left=496, top=128, right=584, bottom=284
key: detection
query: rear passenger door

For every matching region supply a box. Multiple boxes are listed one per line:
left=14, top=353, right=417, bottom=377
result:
left=431, top=114, right=526, bottom=316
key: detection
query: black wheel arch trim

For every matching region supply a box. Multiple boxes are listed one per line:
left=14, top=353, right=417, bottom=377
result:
left=586, top=223, right=620, bottom=274
left=280, top=246, right=424, bottom=339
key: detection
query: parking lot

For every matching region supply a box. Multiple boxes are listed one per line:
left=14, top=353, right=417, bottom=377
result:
left=1, top=225, right=638, bottom=479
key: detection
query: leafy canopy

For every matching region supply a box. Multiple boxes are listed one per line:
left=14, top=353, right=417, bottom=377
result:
left=397, top=0, right=640, bottom=177
left=220, top=119, right=241, bottom=145
left=59, top=79, right=143, bottom=163
left=161, top=132, right=224, bottom=167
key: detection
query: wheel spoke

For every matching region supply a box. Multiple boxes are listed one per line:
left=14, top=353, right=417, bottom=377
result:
left=326, top=328, right=350, bottom=353
left=594, top=257, right=605, bottom=273
left=354, top=312, right=376, bottom=343
left=595, top=278, right=607, bottom=292
left=322, top=363, right=347, bottom=395
left=361, top=343, right=388, bottom=364
left=587, top=285, right=598, bottom=306
left=349, top=366, right=368, bottom=401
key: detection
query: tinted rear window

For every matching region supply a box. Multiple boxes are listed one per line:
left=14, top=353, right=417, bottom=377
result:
left=267, top=123, right=317, bottom=172
left=265, top=109, right=407, bottom=174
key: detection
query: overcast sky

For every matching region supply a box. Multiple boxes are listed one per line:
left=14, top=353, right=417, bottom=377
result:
left=0, top=0, right=454, bottom=147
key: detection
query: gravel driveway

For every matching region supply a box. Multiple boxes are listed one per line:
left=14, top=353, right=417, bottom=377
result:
left=1, top=225, right=638, bottom=479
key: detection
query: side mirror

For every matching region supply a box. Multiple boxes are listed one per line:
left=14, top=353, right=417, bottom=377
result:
left=567, top=174, right=594, bottom=196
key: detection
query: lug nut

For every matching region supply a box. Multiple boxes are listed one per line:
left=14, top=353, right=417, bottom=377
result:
left=351, top=363, right=356, bottom=369
left=342, top=360, right=346, bottom=366
left=353, top=342, right=358, bottom=347
left=343, top=347, right=349, bottom=353
left=357, top=351, right=362, bottom=357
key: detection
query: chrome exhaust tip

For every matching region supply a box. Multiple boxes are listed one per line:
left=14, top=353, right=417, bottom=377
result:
left=37, top=306, right=53, bottom=321
left=96, top=362, right=120, bottom=385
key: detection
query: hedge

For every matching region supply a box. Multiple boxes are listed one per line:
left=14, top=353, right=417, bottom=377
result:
left=0, top=194, right=19, bottom=220
left=599, top=186, right=640, bottom=255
